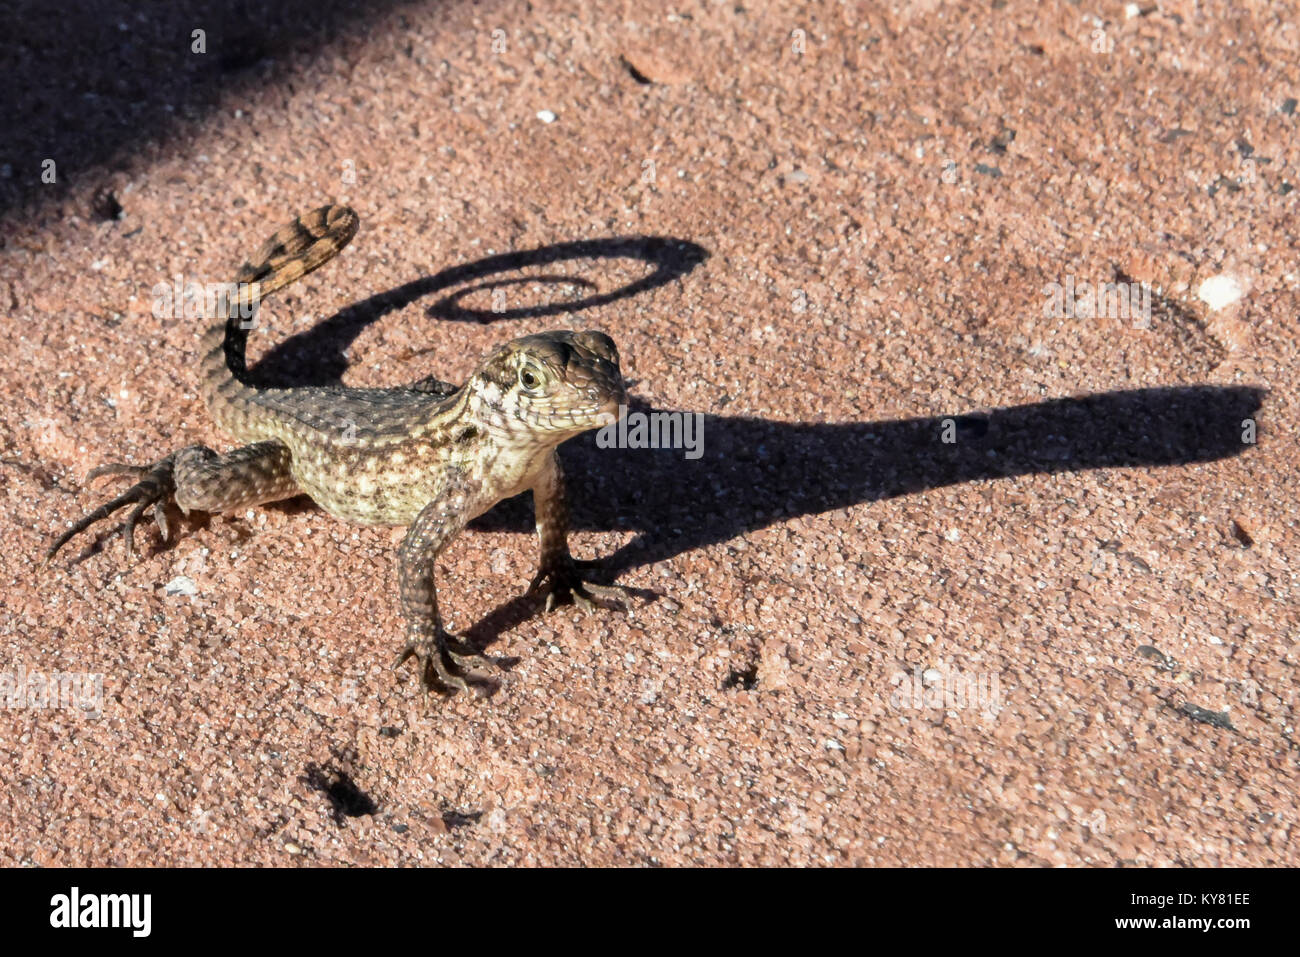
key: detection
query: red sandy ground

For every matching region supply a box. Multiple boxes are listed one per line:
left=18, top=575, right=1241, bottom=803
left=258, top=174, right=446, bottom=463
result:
left=0, top=0, right=1296, bottom=865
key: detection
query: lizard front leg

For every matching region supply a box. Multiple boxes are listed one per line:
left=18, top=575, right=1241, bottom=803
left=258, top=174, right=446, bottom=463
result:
left=47, top=440, right=299, bottom=561
left=392, top=470, right=496, bottom=695
left=526, top=452, right=632, bottom=613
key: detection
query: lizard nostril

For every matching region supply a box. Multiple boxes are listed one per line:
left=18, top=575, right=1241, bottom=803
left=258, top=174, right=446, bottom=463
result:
left=574, top=330, right=617, bottom=362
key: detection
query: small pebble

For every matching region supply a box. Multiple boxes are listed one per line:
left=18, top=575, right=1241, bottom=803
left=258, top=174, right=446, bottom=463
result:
left=1197, top=274, right=1245, bottom=311
left=164, top=576, right=198, bottom=597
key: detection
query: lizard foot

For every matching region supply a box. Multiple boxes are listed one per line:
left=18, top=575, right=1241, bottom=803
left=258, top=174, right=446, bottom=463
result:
left=46, top=454, right=179, bottom=562
left=527, top=555, right=633, bottom=615
left=393, top=624, right=497, bottom=696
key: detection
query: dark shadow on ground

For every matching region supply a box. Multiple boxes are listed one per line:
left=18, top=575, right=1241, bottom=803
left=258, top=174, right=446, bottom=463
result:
left=0, top=0, right=413, bottom=221
left=553, top=385, right=1264, bottom=569
left=250, top=235, right=709, bottom=387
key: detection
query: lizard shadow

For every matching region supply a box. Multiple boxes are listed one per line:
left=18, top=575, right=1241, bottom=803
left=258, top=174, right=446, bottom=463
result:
left=249, top=236, right=708, bottom=388
left=461, top=384, right=1264, bottom=645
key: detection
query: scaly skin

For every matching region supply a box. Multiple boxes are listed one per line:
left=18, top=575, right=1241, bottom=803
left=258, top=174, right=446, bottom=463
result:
left=47, top=205, right=633, bottom=695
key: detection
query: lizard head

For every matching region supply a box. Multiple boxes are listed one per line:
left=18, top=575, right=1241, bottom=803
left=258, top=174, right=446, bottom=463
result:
left=470, top=330, right=627, bottom=440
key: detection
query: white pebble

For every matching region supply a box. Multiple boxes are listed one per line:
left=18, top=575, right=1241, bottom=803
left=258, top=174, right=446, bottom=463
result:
left=164, top=576, right=197, bottom=597
left=1197, top=273, right=1245, bottom=311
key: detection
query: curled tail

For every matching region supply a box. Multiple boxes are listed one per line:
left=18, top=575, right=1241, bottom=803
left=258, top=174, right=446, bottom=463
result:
left=199, top=204, right=359, bottom=426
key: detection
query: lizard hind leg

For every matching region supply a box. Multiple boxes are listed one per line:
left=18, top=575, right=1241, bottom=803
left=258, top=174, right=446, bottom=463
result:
left=46, top=440, right=300, bottom=562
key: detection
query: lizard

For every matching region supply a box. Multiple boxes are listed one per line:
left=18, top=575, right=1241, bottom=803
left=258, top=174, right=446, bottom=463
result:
left=45, top=204, right=633, bottom=695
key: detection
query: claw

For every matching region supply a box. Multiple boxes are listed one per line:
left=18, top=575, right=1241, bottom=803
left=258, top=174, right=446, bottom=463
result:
left=47, top=453, right=178, bottom=562
left=393, top=642, right=466, bottom=694
left=441, top=634, right=494, bottom=672
left=121, top=499, right=153, bottom=561
left=47, top=485, right=149, bottom=560
left=153, top=501, right=170, bottom=542
left=528, top=556, right=633, bottom=615
left=393, top=627, right=496, bottom=696
left=86, top=462, right=149, bottom=484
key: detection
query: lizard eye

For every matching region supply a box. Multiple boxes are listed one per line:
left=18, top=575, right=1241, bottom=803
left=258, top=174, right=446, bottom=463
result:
left=518, top=367, right=541, bottom=391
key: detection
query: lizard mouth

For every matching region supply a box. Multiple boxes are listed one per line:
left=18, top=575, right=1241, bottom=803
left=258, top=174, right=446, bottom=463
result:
left=567, top=402, right=621, bottom=426
left=521, top=400, right=619, bottom=431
